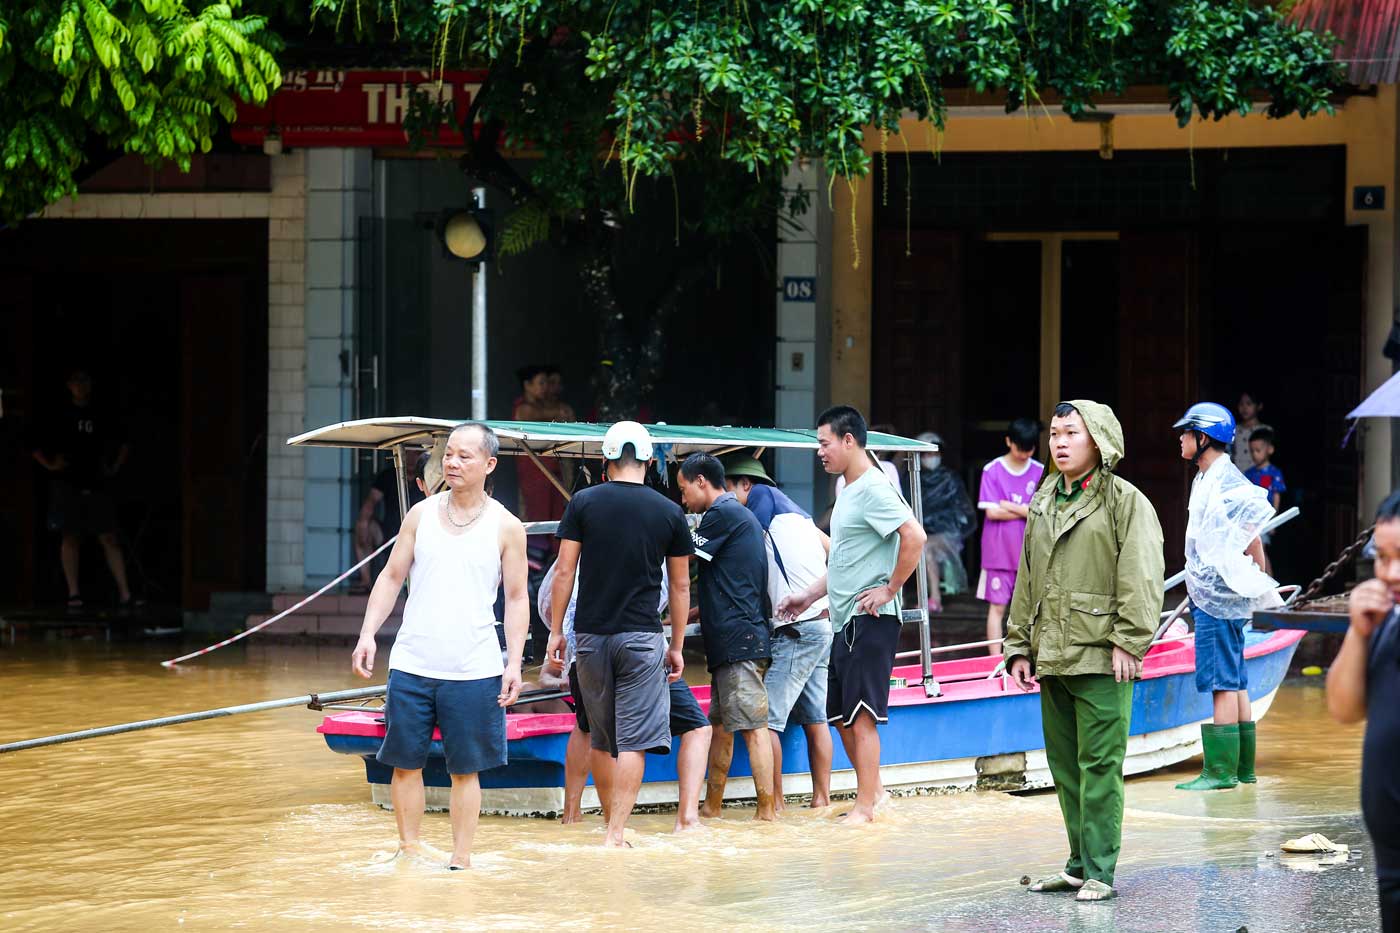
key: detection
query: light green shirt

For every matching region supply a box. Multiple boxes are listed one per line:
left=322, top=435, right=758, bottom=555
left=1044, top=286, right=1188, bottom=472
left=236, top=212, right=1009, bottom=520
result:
left=828, top=465, right=914, bottom=631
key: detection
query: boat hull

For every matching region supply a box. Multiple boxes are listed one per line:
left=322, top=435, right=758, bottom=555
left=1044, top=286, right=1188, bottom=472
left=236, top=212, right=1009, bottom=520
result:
left=320, top=628, right=1303, bottom=817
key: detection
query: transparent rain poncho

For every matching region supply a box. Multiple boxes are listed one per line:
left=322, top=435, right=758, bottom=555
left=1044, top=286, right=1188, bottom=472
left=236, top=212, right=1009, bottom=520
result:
left=1184, top=456, right=1280, bottom=620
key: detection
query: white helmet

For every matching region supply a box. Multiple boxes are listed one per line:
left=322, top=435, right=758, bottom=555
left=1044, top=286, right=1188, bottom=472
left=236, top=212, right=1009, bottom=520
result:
left=601, top=420, right=653, bottom=461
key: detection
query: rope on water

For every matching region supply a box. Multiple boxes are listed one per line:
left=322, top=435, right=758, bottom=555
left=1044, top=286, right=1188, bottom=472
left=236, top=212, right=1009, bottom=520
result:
left=161, top=535, right=399, bottom=668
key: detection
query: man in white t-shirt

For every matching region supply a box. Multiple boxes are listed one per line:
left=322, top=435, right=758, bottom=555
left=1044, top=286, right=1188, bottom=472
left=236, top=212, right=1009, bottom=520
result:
left=351, top=422, right=530, bottom=871
left=722, top=456, right=835, bottom=809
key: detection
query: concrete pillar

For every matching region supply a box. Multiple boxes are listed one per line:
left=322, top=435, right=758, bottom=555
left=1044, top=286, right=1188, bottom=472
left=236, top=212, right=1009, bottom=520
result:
left=265, top=152, right=308, bottom=591
left=774, top=161, right=833, bottom=515
left=303, top=149, right=373, bottom=587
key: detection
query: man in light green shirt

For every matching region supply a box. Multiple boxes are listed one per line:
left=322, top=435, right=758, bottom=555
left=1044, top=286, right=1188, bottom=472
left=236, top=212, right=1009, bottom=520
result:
left=778, top=405, right=926, bottom=824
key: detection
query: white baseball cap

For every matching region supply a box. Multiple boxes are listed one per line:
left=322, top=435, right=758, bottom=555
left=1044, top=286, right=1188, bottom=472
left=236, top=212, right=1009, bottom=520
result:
left=601, top=420, right=653, bottom=461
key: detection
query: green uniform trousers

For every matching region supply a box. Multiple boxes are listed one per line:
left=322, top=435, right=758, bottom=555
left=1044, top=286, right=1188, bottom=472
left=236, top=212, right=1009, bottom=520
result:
left=1039, top=673, right=1133, bottom=886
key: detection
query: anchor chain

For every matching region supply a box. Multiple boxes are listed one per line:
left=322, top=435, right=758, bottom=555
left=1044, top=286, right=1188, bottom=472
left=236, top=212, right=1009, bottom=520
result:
left=1292, top=524, right=1376, bottom=608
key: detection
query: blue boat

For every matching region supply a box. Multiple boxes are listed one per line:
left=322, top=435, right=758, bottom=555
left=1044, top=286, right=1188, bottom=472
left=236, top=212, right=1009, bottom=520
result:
left=318, top=627, right=1304, bottom=816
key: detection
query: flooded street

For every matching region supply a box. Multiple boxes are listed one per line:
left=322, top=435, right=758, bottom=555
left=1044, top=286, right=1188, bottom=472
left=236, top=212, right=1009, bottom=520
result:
left=0, top=639, right=1380, bottom=932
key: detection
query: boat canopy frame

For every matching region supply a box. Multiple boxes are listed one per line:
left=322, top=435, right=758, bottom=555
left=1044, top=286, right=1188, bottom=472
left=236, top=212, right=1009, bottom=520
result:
left=288, top=417, right=942, bottom=698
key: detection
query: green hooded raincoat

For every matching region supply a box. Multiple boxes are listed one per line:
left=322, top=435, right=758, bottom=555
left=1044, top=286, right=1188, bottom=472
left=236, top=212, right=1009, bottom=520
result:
left=1002, top=400, right=1166, bottom=678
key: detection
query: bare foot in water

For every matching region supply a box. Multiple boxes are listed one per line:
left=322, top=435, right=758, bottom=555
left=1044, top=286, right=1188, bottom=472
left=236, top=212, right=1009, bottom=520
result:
left=448, top=855, right=471, bottom=871
left=397, top=840, right=452, bottom=864
left=808, top=793, right=831, bottom=809
left=699, top=802, right=723, bottom=819
left=673, top=815, right=704, bottom=833
left=836, top=806, right=876, bottom=825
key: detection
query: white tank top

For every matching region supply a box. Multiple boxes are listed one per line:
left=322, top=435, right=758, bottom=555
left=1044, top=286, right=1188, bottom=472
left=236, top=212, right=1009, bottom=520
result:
left=389, top=493, right=504, bottom=681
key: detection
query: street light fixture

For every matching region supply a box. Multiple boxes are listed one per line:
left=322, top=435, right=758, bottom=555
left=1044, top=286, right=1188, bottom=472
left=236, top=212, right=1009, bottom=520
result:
left=434, top=201, right=493, bottom=263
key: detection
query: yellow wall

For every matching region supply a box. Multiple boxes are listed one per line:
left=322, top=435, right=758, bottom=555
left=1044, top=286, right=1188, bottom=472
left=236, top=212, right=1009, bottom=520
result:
left=830, top=86, right=1398, bottom=514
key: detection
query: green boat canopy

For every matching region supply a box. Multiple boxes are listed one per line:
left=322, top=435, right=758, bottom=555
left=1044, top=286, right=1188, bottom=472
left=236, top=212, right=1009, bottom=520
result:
left=287, top=417, right=938, bottom=457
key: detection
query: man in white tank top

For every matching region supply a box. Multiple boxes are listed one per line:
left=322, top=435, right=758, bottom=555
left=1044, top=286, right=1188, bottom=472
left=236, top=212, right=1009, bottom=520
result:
left=352, top=422, right=530, bottom=870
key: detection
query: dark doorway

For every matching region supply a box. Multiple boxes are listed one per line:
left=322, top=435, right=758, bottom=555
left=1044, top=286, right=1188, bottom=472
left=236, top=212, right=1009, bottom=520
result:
left=1200, top=224, right=1364, bottom=584
left=0, top=220, right=268, bottom=610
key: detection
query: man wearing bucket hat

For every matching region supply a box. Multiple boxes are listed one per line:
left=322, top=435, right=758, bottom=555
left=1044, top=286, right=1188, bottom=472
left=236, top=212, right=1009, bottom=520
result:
left=547, top=420, right=695, bottom=847
left=722, top=454, right=835, bottom=810
left=1173, top=402, right=1278, bottom=791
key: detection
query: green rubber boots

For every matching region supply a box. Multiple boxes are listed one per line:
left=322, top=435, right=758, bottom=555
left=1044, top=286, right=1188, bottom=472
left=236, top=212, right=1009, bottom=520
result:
left=1237, top=720, right=1257, bottom=783
left=1175, top=723, right=1241, bottom=791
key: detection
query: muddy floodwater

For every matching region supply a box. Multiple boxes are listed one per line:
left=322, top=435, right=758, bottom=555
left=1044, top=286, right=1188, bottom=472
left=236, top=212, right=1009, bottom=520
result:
left=0, top=640, right=1382, bottom=932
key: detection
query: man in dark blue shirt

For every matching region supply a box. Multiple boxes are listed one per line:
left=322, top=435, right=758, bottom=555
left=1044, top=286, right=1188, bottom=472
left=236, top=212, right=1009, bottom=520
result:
left=1328, top=491, right=1400, bottom=933
left=677, top=452, right=776, bottom=821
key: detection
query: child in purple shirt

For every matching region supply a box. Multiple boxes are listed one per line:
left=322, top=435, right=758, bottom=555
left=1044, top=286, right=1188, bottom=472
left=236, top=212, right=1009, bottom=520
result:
left=978, top=418, right=1045, bottom=655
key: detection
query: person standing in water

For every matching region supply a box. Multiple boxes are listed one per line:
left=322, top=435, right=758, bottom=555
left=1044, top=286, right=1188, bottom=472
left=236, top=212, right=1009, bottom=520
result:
left=778, top=405, right=926, bottom=825
left=1327, top=491, right=1400, bottom=933
left=546, top=421, right=693, bottom=848
left=676, top=453, right=777, bottom=821
left=1004, top=401, right=1164, bottom=902
left=1173, top=402, right=1278, bottom=791
left=721, top=454, right=835, bottom=811
left=351, top=422, right=529, bottom=870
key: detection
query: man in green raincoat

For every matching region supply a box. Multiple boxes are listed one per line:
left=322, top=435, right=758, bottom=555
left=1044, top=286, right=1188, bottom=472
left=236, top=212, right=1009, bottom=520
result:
left=1003, top=400, right=1165, bottom=902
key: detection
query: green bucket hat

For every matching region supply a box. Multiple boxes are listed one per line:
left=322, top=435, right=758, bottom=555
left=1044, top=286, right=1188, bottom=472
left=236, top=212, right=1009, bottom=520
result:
left=720, top=455, right=775, bottom=486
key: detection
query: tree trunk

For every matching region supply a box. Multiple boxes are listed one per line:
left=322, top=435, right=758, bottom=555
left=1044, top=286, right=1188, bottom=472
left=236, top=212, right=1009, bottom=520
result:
left=582, top=245, right=705, bottom=422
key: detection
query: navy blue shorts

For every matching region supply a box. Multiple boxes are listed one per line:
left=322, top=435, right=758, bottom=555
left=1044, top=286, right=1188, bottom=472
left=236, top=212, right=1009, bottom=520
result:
left=376, top=669, right=507, bottom=776
left=567, top=661, right=708, bottom=740
left=1193, top=609, right=1249, bottom=693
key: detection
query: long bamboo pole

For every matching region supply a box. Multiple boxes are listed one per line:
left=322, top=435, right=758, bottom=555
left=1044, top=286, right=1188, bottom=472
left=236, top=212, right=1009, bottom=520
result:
left=0, top=687, right=572, bottom=755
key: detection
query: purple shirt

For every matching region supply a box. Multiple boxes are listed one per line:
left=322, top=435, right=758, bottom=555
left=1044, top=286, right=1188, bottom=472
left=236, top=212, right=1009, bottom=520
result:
left=978, top=457, right=1045, bottom=571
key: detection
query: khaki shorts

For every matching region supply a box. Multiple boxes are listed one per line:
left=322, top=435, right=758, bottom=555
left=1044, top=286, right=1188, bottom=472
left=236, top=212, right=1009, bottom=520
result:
left=708, top=659, right=771, bottom=732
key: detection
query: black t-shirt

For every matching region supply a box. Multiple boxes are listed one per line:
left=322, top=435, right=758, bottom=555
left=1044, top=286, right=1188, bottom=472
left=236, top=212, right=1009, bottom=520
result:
left=47, top=402, right=124, bottom=489
left=557, top=481, right=694, bottom=635
left=692, top=492, right=771, bottom=670
left=1363, top=606, right=1400, bottom=875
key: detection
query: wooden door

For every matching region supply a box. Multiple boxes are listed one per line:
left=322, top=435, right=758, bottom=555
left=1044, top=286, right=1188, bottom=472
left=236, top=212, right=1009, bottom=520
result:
left=1117, top=231, right=1197, bottom=571
left=0, top=274, right=36, bottom=604
left=180, top=274, right=266, bottom=609
left=1321, top=225, right=1365, bottom=565
left=872, top=230, right=964, bottom=462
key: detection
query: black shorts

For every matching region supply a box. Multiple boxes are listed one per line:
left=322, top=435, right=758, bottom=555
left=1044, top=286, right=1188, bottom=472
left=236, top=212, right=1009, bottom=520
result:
left=47, top=481, right=118, bottom=535
left=568, top=661, right=708, bottom=740
left=827, top=614, right=901, bottom=728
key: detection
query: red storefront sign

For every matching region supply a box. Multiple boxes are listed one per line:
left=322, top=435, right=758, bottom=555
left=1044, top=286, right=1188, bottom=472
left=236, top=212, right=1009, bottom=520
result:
left=232, top=69, right=488, bottom=148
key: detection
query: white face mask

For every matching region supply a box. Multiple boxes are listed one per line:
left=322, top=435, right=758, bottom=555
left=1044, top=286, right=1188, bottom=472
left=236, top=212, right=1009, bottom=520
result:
left=921, top=454, right=941, bottom=471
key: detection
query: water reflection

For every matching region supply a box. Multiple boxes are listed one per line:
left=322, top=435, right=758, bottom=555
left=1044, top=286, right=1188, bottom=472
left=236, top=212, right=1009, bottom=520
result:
left=0, top=643, right=1378, bottom=932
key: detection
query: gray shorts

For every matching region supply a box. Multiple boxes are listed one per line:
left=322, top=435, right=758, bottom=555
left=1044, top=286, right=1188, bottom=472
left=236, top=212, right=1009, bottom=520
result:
left=574, top=631, right=671, bottom=757
left=708, top=658, right=771, bottom=733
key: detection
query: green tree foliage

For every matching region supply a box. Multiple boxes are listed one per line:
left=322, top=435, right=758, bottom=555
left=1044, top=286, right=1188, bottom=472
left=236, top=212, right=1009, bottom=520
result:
left=0, top=0, right=282, bottom=222
left=313, top=0, right=1340, bottom=238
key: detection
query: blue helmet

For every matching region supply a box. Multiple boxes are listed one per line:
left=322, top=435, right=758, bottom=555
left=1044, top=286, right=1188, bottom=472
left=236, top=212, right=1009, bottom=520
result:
left=1173, top=402, right=1235, bottom=445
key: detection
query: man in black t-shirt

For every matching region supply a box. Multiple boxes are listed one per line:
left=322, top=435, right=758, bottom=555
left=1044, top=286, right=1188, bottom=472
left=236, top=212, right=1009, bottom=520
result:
left=547, top=421, right=693, bottom=848
left=677, top=453, right=777, bottom=821
left=30, top=368, right=132, bottom=608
